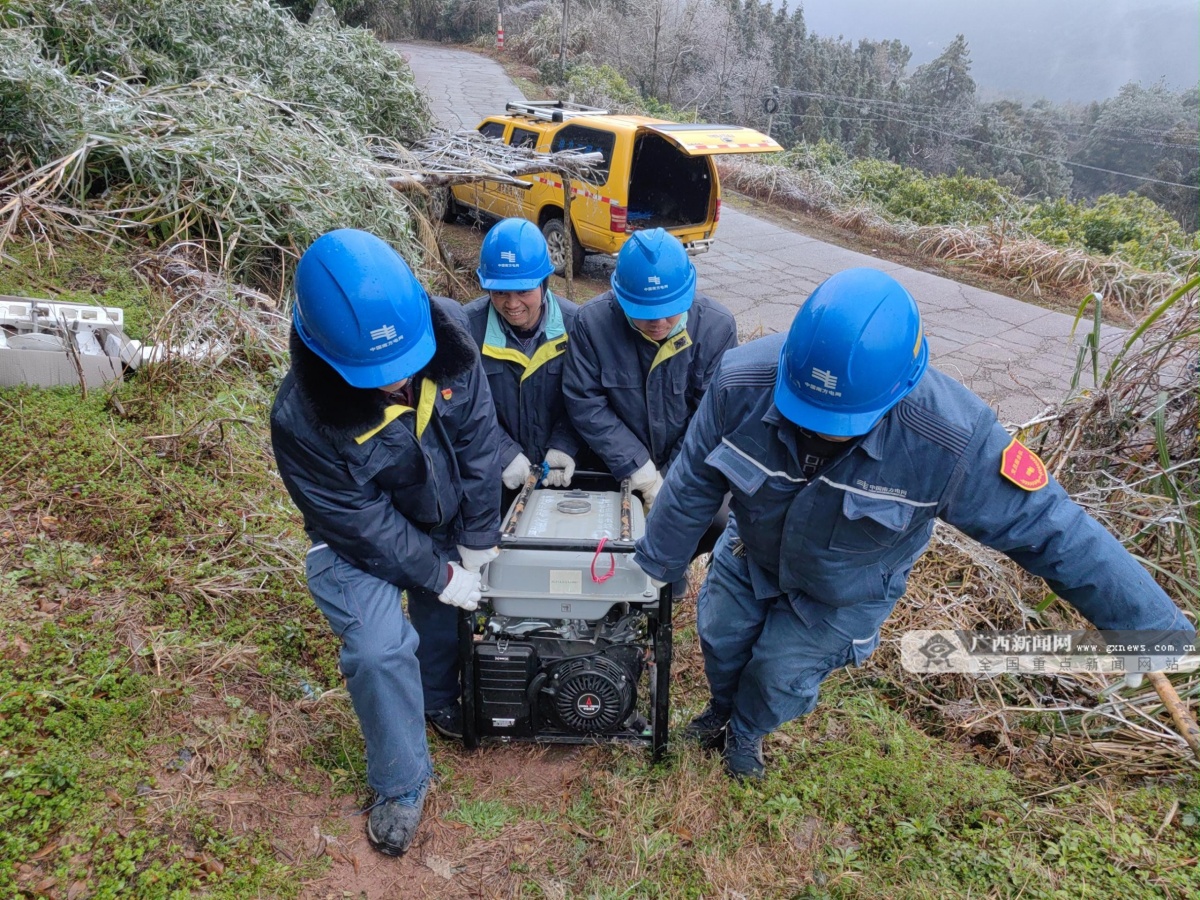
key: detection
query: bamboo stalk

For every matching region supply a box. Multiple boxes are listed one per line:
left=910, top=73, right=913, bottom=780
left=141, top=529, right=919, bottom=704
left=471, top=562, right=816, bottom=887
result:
left=1148, top=672, right=1200, bottom=761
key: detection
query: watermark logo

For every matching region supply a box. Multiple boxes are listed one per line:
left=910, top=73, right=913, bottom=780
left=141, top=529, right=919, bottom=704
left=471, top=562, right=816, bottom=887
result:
left=918, top=633, right=959, bottom=669
left=900, top=630, right=1198, bottom=676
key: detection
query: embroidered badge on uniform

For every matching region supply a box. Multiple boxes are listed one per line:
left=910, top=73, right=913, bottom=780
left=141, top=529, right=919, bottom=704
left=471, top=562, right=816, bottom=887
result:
left=440, top=388, right=453, bottom=401
left=1000, top=438, right=1048, bottom=491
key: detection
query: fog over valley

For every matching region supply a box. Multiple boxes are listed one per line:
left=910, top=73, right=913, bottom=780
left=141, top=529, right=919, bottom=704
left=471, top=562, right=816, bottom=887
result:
left=798, top=0, right=1199, bottom=103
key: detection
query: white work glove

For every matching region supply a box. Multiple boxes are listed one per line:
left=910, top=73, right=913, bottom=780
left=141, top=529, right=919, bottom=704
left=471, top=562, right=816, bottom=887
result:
left=543, top=449, right=576, bottom=487
left=501, top=452, right=533, bottom=490
left=438, top=562, right=482, bottom=611
left=457, top=545, right=499, bottom=574
left=1123, top=673, right=1145, bottom=690
left=628, top=460, right=664, bottom=509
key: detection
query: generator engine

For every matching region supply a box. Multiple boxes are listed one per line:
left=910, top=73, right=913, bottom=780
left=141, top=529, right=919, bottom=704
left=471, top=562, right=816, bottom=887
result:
left=464, top=486, right=671, bottom=750
left=474, top=610, right=647, bottom=738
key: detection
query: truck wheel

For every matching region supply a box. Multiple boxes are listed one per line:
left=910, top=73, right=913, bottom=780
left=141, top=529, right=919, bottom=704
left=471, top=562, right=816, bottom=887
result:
left=542, top=217, right=585, bottom=276
left=428, top=186, right=457, bottom=224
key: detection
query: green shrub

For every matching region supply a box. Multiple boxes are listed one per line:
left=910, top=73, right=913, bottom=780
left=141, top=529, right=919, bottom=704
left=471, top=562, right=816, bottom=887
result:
left=1027, top=191, right=1187, bottom=267
left=850, top=163, right=1018, bottom=226
left=0, top=0, right=430, bottom=143
left=771, top=145, right=1192, bottom=271
left=563, top=63, right=644, bottom=114
left=0, top=0, right=431, bottom=292
left=781, top=139, right=850, bottom=171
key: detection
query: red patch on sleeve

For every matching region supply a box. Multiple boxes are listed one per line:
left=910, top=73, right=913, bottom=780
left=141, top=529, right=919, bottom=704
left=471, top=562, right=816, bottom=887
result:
left=440, top=388, right=453, bottom=401
left=1000, top=438, right=1048, bottom=491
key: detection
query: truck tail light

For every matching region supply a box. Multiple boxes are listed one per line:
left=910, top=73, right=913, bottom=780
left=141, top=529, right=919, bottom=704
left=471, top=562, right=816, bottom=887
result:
left=609, top=205, right=627, bottom=233
left=715, top=198, right=721, bottom=224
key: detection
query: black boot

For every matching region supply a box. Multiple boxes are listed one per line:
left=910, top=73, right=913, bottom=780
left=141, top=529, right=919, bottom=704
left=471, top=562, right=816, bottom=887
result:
left=683, top=701, right=731, bottom=751
left=722, top=728, right=765, bottom=781
left=425, top=700, right=463, bottom=740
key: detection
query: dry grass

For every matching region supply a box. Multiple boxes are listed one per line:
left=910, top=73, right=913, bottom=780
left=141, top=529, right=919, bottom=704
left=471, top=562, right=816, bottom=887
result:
left=867, top=282, right=1200, bottom=775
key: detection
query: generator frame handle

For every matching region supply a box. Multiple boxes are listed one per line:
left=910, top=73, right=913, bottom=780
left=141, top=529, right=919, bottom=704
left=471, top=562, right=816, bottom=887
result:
left=503, top=474, right=634, bottom=541
left=495, top=536, right=638, bottom=553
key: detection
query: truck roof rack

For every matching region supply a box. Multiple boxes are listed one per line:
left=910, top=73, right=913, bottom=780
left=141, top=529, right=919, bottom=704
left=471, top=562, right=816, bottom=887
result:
left=504, top=100, right=610, bottom=123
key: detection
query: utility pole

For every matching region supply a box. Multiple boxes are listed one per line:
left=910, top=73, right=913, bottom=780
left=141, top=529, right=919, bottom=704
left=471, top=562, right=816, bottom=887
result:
left=558, top=0, right=568, bottom=83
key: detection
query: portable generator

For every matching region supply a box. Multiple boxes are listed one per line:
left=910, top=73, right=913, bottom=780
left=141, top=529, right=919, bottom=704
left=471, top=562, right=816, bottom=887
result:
left=459, top=477, right=672, bottom=758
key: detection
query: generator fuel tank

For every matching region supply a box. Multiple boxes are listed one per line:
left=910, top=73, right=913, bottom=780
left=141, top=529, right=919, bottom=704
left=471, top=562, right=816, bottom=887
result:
left=482, top=488, right=656, bottom=621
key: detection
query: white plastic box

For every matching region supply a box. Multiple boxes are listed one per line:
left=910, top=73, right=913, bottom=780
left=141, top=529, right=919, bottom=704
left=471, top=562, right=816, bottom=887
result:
left=0, top=296, right=133, bottom=389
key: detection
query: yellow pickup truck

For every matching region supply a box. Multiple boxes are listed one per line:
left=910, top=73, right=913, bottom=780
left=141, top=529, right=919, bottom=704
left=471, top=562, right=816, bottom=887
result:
left=436, top=101, right=781, bottom=274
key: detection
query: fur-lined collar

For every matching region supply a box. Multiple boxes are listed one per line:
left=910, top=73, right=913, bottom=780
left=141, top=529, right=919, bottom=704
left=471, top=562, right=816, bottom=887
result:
left=290, top=298, right=476, bottom=435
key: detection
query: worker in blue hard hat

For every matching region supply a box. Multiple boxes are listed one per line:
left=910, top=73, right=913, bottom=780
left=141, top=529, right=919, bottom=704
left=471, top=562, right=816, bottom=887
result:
left=463, top=218, right=584, bottom=493
left=270, top=229, right=502, bottom=856
left=632, top=267, right=1196, bottom=781
left=562, top=228, right=737, bottom=509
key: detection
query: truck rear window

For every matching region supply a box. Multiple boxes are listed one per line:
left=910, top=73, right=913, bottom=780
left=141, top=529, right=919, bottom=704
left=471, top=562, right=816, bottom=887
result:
left=550, top=125, right=615, bottom=185
left=477, top=121, right=506, bottom=140
left=509, top=127, right=539, bottom=149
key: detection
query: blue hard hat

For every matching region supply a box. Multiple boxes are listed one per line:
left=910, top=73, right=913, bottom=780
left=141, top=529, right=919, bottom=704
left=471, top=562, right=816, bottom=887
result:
left=293, top=229, right=436, bottom=388
left=610, top=229, right=696, bottom=319
left=477, top=218, right=554, bottom=291
left=774, top=268, right=929, bottom=437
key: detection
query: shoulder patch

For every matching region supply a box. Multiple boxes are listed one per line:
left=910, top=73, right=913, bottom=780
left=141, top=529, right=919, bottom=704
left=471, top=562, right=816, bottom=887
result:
left=1000, top=438, right=1048, bottom=491
left=896, top=400, right=971, bottom=455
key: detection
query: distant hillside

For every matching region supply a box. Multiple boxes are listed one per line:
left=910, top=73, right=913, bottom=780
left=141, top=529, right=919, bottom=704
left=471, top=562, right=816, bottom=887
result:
left=800, top=0, right=1199, bottom=103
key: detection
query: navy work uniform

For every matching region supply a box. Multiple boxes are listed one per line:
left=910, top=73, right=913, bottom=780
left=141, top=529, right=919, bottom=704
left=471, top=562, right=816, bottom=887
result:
left=271, top=298, right=500, bottom=799
left=463, top=289, right=582, bottom=472
left=562, top=289, right=738, bottom=479
left=633, top=333, right=1196, bottom=740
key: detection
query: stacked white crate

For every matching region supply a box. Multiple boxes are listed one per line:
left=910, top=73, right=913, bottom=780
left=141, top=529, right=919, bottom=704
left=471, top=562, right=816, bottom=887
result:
left=0, top=296, right=132, bottom=388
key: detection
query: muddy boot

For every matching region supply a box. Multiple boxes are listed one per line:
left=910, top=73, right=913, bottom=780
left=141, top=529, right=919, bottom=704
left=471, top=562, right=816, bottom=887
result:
left=366, top=781, right=428, bottom=856
left=683, top=701, right=730, bottom=752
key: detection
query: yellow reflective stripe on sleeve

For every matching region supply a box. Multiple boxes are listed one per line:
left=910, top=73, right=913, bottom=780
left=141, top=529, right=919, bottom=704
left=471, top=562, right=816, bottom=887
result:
left=354, top=404, right=412, bottom=444
left=415, top=378, right=436, bottom=439
left=521, top=336, right=568, bottom=382
left=649, top=329, right=692, bottom=373
left=482, top=344, right=532, bottom=368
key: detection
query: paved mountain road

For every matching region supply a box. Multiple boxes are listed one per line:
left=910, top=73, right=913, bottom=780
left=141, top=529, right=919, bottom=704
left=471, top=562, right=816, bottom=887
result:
left=391, top=41, right=1123, bottom=423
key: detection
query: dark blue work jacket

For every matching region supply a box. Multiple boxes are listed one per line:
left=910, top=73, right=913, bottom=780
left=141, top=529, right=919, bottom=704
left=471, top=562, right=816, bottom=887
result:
left=562, top=290, right=738, bottom=479
left=634, top=333, right=1195, bottom=636
left=270, top=298, right=501, bottom=594
left=463, top=290, right=581, bottom=467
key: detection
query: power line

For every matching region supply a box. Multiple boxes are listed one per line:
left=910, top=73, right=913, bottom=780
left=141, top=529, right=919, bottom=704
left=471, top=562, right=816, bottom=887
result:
left=775, top=86, right=1200, bottom=142
left=771, top=88, right=1199, bottom=190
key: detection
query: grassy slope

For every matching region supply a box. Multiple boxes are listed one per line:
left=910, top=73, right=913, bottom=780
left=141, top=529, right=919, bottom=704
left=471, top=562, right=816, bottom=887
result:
left=1, top=235, right=1196, bottom=899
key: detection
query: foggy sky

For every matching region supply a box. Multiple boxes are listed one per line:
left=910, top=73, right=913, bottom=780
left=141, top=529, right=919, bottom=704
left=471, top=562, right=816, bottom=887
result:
left=797, top=0, right=1199, bottom=103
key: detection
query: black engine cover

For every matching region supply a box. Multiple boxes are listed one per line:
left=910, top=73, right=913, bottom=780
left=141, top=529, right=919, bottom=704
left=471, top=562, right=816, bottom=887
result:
left=474, top=642, right=539, bottom=737
left=545, top=656, right=636, bottom=733
left=473, top=633, right=644, bottom=739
